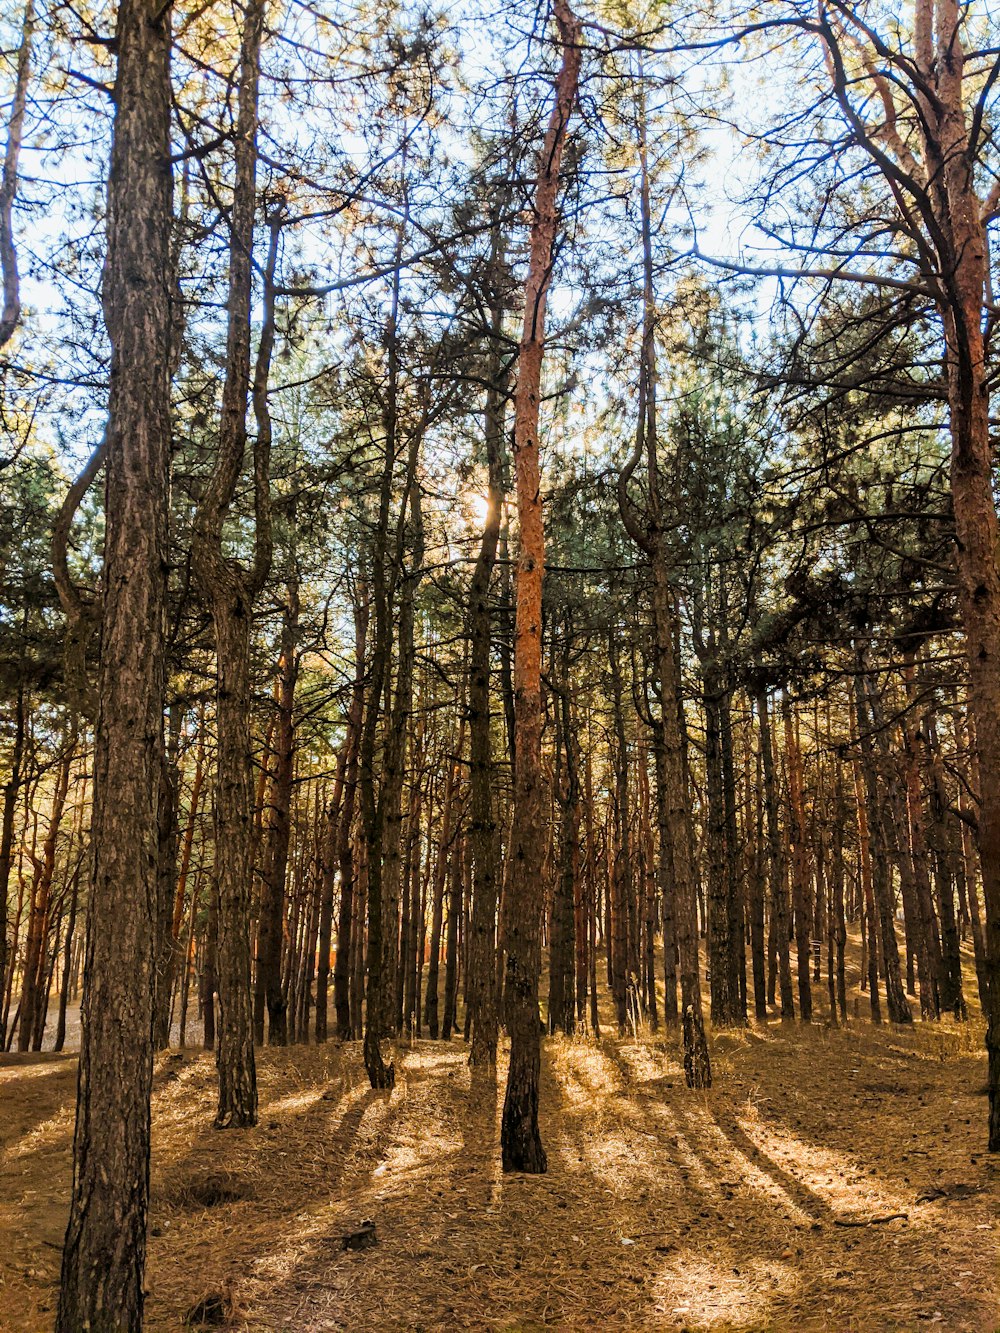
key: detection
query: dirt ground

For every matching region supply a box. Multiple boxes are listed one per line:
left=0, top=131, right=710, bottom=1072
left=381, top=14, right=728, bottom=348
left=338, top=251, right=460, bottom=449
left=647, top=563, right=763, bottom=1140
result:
left=1, top=1011, right=998, bottom=1332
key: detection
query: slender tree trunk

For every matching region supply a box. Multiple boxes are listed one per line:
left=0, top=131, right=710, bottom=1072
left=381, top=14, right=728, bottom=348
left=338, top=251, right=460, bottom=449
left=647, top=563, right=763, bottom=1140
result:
left=924, top=714, right=967, bottom=1018
left=703, top=664, right=731, bottom=1026
left=401, top=777, right=423, bottom=1034
left=190, top=2, right=273, bottom=1127
left=748, top=738, right=768, bottom=1021
left=316, top=746, right=347, bottom=1042
left=426, top=757, right=458, bottom=1040
left=617, top=89, right=710, bottom=1084
left=0, top=679, right=26, bottom=1047
left=159, top=713, right=206, bottom=1046
left=901, top=656, right=944, bottom=1018
left=652, top=732, right=678, bottom=1025
left=55, top=860, right=81, bottom=1053
left=334, top=578, right=367, bottom=1040
left=853, top=668, right=911, bottom=1024
left=442, top=833, right=463, bottom=1040
left=358, top=220, right=423, bottom=1088
left=501, top=0, right=582, bottom=1173
left=256, top=578, right=299, bottom=1045
left=782, top=696, right=813, bottom=1024
left=637, top=739, right=658, bottom=1029
left=549, top=674, right=579, bottom=1035
left=831, top=765, right=848, bottom=1024
left=20, top=739, right=72, bottom=1050
left=350, top=845, right=366, bottom=1039
left=153, top=708, right=181, bottom=1048
left=759, top=690, right=794, bottom=1018
left=865, top=667, right=934, bottom=1013
left=179, top=868, right=201, bottom=1047
left=379, top=507, right=423, bottom=1040
left=851, top=724, right=882, bottom=1023
left=467, top=258, right=509, bottom=1066
left=608, top=628, right=631, bottom=1032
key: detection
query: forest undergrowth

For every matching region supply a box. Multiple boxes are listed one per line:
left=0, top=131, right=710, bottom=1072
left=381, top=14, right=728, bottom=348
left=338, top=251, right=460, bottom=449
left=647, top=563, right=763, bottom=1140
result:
left=2, top=955, right=996, bottom=1333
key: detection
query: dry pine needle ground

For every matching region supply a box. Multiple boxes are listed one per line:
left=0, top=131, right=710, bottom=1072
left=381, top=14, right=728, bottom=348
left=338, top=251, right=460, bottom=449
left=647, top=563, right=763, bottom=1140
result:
left=1, top=1012, right=998, bottom=1332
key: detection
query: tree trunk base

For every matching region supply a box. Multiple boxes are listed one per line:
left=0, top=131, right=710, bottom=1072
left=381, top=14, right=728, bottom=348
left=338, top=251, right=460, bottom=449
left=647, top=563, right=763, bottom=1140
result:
left=267, top=999, right=288, bottom=1046
left=501, top=1094, right=547, bottom=1174
left=364, top=1028, right=395, bottom=1090
left=469, top=1034, right=497, bottom=1069
left=214, top=1070, right=257, bottom=1129
left=988, top=1019, right=1000, bottom=1152
left=214, top=1108, right=257, bottom=1130
left=683, top=1005, right=712, bottom=1089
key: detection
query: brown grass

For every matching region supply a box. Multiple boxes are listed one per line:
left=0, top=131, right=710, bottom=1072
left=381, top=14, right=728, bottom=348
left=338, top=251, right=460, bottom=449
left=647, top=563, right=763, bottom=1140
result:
left=1, top=1008, right=997, bottom=1332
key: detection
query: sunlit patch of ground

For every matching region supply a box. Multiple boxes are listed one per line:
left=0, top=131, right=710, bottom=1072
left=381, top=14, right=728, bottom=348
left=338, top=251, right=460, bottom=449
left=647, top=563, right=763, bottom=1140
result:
left=0, top=1013, right=997, bottom=1332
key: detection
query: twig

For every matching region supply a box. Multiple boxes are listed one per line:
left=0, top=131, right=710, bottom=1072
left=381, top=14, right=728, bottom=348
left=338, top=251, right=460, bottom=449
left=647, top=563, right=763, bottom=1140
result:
left=834, top=1212, right=908, bottom=1227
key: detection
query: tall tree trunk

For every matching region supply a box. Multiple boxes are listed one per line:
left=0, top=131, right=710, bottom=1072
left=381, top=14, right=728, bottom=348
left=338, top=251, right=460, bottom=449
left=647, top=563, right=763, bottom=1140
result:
left=759, top=689, right=792, bottom=1016
left=467, top=251, right=509, bottom=1066
left=179, top=868, right=202, bottom=1047
left=618, top=82, right=710, bottom=1084
left=853, top=667, right=912, bottom=1024
left=442, top=833, right=463, bottom=1040
left=359, top=214, right=423, bottom=1088
left=703, top=662, right=731, bottom=1026
left=0, top=678, right=26, bottom=1047
left=608, top=627, right=631, bottom=1032
left=54, top=857, right=81, bottom=1053
left=190, top=17, right=275, bottom=1126
left=501, top=0, right=582, bottom=1173
left=652, top=731, right=678, bottom=1025
left=549, top=672, right=579, bottom=1035
left=400, top=775, right=423, bottom=1034
left=748, top=737, right=768, bottom=1021
left=350, top=845, right=366, bottom=1039
left=334, top=576, right=367, bottom=1040
left=316, top=745, right=347, bottom=1042
left=720, top=684, right=746, bottom=1022
left=20, top=738, right=72, bottom=1051
left=256, top=578, right=299, bottom=1045
left=924, top=713, right=967, bottom=1018
left=829, top=767, right=848, bottom=1024
left=153, top=707, right=181, bottom=1048
left=901, top=655, right=944, bottom=1018
left=426, top=757, right=458, bottom=1041
left=782, top=696, right=813, bottom=1024
left=163, top=715, right=206, bottom=1042
left=56, top=0, right=173, bottom=1319
left=379, top=490, right=423, bottom=1039
left=917, top=0, right=1000, bottom=1146
left=851, top=722, right=882, bottom=1023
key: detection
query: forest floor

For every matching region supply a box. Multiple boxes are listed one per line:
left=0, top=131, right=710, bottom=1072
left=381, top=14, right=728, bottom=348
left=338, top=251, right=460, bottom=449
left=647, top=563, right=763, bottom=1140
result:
left=1, top=1008, right=998, bottom=1331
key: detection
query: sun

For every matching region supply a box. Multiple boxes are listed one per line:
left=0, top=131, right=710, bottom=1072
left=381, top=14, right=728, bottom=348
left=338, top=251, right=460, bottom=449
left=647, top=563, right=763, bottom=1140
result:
left=468, top=492, right=491, bottom=527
